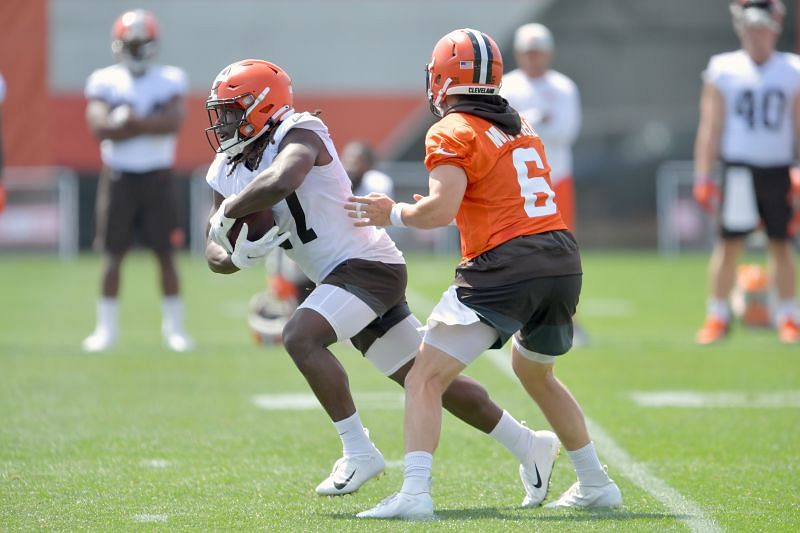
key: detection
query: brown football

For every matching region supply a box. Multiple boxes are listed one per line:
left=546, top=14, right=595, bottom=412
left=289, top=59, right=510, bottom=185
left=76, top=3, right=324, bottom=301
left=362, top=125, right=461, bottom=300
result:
left=227, top=209, right=275, bottom=249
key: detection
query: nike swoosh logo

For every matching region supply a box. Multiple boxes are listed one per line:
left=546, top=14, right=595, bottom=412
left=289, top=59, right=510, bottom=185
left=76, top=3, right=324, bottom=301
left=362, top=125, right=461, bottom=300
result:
left=333, top=469, right=357, bottom=490
left=532, top=463, right=542, bottom=488
left=435, top=148, right=457, bottom=156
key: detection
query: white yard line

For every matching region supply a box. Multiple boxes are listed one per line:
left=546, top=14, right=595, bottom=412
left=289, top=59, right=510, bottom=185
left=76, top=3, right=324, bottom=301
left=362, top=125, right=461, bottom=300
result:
left=631, top=390, right=800, bottom=408
left=484, top=350, right=722, bottom=533
left=133, top=514, right=167, bottom=523
left=140, top=458, right=170, bottom=469
left=252, top=392, right=403, bottom=411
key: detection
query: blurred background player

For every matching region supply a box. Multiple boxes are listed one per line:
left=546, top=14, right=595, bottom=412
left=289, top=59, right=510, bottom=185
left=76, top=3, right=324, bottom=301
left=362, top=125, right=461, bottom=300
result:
left=248, top=140, right=396, bottom=344
left=694, top=0, right=800, bottom=345
left=0, top=71, right=5, bottom=214
left=341, top=140, right=395, bottom=198
left=500, top=23, right=587, bottom=346
left=82, top=9, right=193, bottom=352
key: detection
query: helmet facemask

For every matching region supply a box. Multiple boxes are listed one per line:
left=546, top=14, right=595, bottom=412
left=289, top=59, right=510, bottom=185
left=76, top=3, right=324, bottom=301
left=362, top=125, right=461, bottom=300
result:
left=426, top=62, right=443, bottom=117
left=205, top=90, right=291, bottom=157
left=112, top=38, right=158, bottom=75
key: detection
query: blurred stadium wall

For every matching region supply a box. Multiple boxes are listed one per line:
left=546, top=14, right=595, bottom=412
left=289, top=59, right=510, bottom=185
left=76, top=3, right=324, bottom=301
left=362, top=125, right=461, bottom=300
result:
left=0, top=0, right=796, bottom=249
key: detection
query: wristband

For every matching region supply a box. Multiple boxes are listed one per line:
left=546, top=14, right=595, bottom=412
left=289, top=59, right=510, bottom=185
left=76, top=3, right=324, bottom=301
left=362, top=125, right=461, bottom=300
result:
left=389, top=202, right=409, bottom=227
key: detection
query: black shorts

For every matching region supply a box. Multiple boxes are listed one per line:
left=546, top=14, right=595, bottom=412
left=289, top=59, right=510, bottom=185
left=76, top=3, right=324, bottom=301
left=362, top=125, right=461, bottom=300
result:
left=455, top=231, right=583, bottom=356
left=720, top=162, right=793, bottom=240
left=320, top=259, right=411, bottom=354
left=94, top=167, right=180, bottom=253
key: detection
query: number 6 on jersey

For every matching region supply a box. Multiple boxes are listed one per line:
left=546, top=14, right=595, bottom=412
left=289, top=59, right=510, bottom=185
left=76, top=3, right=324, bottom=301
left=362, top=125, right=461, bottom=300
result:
left=512, top=147, right=557, bottom=218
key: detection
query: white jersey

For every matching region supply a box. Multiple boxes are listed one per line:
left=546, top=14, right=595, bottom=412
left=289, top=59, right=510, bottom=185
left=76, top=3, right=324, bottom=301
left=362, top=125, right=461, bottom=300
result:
left=206, top=112, right=404, bottom=283
left=704, top=50, right=800, bottom=167
left=500, top=68, right=580, bottom=182
left=85, top=64, right=187, bottom=172
left=353, top=169, right=394, bottom=197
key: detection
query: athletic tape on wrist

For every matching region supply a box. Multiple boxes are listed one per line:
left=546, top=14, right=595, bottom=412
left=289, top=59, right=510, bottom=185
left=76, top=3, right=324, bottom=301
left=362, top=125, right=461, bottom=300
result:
left=390, top=202, right=408, bottom=227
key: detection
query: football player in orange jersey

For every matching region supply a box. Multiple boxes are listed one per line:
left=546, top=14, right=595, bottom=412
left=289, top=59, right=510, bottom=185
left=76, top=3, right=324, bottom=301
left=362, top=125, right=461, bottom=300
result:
left=348, top=29, right=621, bottom=519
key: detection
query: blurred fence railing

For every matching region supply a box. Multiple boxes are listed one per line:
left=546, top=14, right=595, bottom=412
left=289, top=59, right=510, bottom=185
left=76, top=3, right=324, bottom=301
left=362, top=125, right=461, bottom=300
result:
left=0, top=167, right=79, bottom=258
left=655, top=160, right=716, bottom=255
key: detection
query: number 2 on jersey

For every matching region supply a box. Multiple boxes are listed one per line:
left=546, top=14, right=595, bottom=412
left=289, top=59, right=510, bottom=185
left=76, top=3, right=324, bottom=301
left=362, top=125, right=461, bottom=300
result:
left=512, top=147, right=557, bottom=218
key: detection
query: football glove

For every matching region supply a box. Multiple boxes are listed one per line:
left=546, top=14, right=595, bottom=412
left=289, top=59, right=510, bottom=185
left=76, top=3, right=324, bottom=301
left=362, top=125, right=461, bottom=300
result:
left=208, top=195, right=237, bottom=253
left=230, top=225, right=291, bottom=270
left=693, top=178, right=720, bottom=214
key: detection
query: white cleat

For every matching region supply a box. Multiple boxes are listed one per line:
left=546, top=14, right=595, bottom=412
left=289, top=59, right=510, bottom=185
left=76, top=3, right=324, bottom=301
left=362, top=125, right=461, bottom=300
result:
left=163, top=329, right=194, bottom=352
left=519, top=429, right=560, bottom=507
left=356, top=491, right=434, bottom=520
left=315, top=449, right=385, bottom=496
left=81, top=330, right=117, bottom=352
left=545, top=468, right=622, bottom=509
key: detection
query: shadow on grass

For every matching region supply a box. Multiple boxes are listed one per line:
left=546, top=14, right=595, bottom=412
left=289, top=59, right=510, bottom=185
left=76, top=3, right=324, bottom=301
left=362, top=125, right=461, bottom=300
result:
left=328, top=506, right=689, bottom=522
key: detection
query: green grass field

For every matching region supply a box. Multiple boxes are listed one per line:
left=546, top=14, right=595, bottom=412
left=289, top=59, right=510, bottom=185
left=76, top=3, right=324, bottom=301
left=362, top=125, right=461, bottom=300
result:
left=1, top=251, right=798, bottom=531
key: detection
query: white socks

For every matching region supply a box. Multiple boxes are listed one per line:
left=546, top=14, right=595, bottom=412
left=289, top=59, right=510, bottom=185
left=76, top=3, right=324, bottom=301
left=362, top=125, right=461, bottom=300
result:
left=707, top=298, right=730, bottom=322
left=489, top=410, right=532, bottom=463
left=96, top=298, right=118, bottom=336
left=162, top=296, right=185, bottom=333
left=332, top=412, right=375, bottom=457
left=401, top=451, right=432, bottom=495
left=567, top=441, right=610, bottom=487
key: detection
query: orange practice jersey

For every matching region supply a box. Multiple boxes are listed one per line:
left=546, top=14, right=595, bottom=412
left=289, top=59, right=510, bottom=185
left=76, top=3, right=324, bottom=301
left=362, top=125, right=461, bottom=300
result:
left=425, top=113, right=567, bottom=260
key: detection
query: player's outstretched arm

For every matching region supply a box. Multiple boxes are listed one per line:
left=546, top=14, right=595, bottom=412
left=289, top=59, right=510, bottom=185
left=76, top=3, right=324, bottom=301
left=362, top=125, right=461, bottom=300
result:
left=346, top=164, right=466, bottom=229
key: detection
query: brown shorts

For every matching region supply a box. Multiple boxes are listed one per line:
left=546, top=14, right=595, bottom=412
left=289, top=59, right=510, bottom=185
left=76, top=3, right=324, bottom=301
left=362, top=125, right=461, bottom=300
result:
left=454, top=231, right=583, bottom=355
left=320, top=258, right=411, bottom=353
left=94, top=167, right=180, bottom=253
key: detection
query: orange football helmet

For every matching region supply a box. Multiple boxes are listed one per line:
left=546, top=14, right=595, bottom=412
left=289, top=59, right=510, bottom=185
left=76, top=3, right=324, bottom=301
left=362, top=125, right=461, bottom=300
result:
left=426, top=28, right=503, bottom=117
left=205, top=59, right=294, bottom=156
left=730, top=0, right=784, bottom=32
left=111, top=9, right=159, bottom=75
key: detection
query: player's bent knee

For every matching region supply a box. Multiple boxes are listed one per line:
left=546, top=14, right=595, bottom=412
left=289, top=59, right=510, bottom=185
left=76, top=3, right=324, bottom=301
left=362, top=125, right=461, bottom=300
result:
left=512, top=338, right=556, bottom=381
left=282, top=321, right=321, bottom=361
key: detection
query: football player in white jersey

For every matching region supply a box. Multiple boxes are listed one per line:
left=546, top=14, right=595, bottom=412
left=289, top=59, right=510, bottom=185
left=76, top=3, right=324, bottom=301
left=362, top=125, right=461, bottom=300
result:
left=247, top=140, right=395, bottom=345
left=204, top=59, right=557, bottom=503
left=694, top=0, right=800, bottom=345
left=501, top=23, right=580, bottom=233
left=342, top=140, right=395, bottom=198
left=82, top=10, right=193, bottom=353
left=500, top=23, right=589, bottom=347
